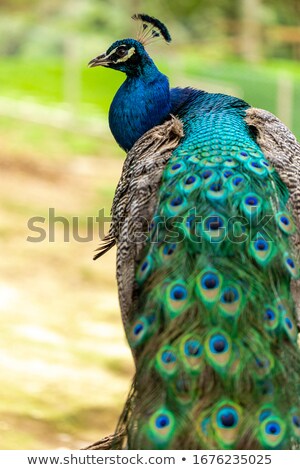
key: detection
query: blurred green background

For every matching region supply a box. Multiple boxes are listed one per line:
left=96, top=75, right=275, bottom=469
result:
left=0, top=0, right=299, bottom=450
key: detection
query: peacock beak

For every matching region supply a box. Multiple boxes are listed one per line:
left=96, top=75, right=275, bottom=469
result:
left=88, top=53, right=111, bottom=68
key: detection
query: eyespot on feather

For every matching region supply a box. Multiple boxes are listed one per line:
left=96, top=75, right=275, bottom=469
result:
left=204, top=329, right=232, bottom=371
left=275, top=212, right=296, bottom=235
left=147, top=408, right=175, bottom=447
left=202, top=214, right=226, bottom=243
left=155, top=345, right=178, bottom=378
left=223, top=158, right=238, bottom=168
left=179, top=174, right=202, bottom=194
left=180, top=334, right=204, bottom=373
left=219, top=284, right=244, bottom=319
left=165, top=280, right=189, bottom=318
left=206, top=181, right=227, bottom=205
left=281, top=311, right=298, bottom=343
left=253, top=352, right=274, bottom=379
left=241, top=192, right=263, bottom=220
left=249, top=237, right=275, bottom=266
left=136, top=254, right=153, bottom=283
left=195, top=268, right=223, bottom=307
left=236, top=150, right=250, bottom=162
left=246, top=158, right=268, bottom=177
left=227, top=173, right=247, bottom=193
left=164, top=194, right=188, bottom=217
left=171, top=373, right=196, bottom=405
left=164, top=161, right=187, bottom=180
left=200, top=169, right=218, bottom=187
left=283, top=253, right=299, bottom=279
left=263, top=305, right=280, bottom=331
left=290, top=408, right=300, bottom=438
left=159, top=242, right=177, bottom=262
left=258, top=416, right=286, bottom=449
left=129, top=317, right=149, bottom=347
left=212, top=400, right=242, bottom=448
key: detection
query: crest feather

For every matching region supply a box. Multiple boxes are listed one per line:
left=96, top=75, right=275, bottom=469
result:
left=132, top=13, right=171, bottom=46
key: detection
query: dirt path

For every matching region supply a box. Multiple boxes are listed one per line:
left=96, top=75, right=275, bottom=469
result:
left=0, top=147, right=133, bottom=449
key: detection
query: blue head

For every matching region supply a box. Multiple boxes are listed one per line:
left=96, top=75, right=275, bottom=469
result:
left=88, top=14, right=171, bottom=77
left=88, top=15, right=172, bottom=151
left=88, top=38, right=155, bottom=78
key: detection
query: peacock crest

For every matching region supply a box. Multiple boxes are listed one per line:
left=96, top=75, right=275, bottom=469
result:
left=132, top=13, right=172, bottom=46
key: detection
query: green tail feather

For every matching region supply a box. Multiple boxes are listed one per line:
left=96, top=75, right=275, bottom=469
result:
left=117, top=97, right=300, bottom=450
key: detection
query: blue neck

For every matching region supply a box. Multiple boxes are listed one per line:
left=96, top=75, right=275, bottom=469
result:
left=109, top=61, right=171, bottom=152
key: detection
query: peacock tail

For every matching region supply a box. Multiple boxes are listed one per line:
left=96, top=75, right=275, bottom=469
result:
left=89, top=14, right=300, bottom=450
left=115, top=91, right=300, bottom=450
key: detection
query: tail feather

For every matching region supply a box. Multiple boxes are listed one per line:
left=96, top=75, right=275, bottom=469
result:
left=93, top=236, right=116, bottom=260
left=112, top=96, right=300, bottom=449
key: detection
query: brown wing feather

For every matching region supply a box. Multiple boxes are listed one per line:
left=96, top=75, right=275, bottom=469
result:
left=245, top=107, right=300, bottom=322
left=95, top=116, right=184, bottom=328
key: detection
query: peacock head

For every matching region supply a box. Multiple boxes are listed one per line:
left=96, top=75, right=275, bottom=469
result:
left=88, top=39, right=152, bottom=76
left=88, top=14, right=171, bottom=77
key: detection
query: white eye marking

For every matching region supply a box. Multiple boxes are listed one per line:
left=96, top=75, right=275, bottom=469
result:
left=116, top=46, right=128, bottom=58
left=115, top=47, right=136, bottom=63
left=106, top=46, right=136, bottom=64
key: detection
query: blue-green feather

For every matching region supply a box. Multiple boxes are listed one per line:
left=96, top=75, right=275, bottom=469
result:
left=93, top=19, right=300, bottom=450
left=126, top=91, right=300, bottom=449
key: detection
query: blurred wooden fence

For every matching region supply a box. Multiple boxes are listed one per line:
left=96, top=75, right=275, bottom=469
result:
left=0, top=74, right=295, bottom=135
left=226, top=21, right=300, bottom=61
left=0, top=22, right=299, bottom=135
left=0, top=96, right=106, bottom=136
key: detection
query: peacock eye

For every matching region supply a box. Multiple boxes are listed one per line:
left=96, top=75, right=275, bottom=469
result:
left=116, top=46, right=128, bottom=57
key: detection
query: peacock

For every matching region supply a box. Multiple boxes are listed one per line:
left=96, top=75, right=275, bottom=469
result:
left=88, top=14, right=300, bottom=450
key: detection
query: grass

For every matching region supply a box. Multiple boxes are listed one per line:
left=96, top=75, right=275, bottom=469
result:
left=1, top=51, right=300, bottom=143
left=0, top=56, right=122, bottom=112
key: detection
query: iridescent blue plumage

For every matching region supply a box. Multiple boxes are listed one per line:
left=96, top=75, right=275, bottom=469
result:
left=90, top=14, right=300, bottom=450
left=109, top=59, right=170, bottom=151
left=91, top=38, right=171, bottom=152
